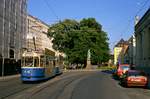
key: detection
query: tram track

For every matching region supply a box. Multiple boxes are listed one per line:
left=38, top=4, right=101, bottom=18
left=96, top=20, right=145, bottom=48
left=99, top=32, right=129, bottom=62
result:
left=9, top=71, right=88, bottom=99
left=53, top=74, right=88, bottom=99
left=0, top=79, right=40, bottom=99
left=1, top=71, right=98, bottom=99
left=0, top=72, right=69, bottom=99
left=30, top=71, right=97, bottom=99
left=1, top=85, right=33, bottom=99
left=46, top=75, right=82, bottom=99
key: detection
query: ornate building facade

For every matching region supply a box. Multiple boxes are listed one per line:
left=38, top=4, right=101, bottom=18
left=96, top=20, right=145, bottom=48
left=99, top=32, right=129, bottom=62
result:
left=135, top=8, right=150, bottom=73
left=0, top=0, right=27, bottom=75
left=27, top=15, right=55, bottom=52
left=27, top=15, right=65, bottom=67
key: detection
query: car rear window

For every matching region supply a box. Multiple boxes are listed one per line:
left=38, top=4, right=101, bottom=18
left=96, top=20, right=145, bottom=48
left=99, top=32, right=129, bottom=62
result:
left=120, top=66, right=129, bottom=70
left=128, top=71, right=145, bottom=76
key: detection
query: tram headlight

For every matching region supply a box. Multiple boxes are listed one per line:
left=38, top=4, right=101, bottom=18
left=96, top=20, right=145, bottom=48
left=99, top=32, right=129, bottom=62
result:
left=27, top=70, right=31, bottom=74
left=24, top=70, right=31, bottom=74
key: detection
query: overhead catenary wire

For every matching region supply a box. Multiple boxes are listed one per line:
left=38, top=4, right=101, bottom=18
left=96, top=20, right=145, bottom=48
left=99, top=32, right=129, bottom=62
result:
left=119, top=0, right=150, bottom=39
left=135, top=0, right=150, bottom=16
left=111, top=0, right=150, bottom=52
left=42, top=0, right=60, bottom=21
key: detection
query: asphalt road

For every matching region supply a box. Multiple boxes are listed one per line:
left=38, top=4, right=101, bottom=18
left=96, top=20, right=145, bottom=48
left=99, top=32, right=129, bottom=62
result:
left=0, top=76, right=41, bottom=99
left=2, top=70, right=150, bottom=99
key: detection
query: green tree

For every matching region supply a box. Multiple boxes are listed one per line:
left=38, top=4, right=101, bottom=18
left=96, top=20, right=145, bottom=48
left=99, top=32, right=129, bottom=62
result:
left=48, top=18, right=110, bottom=66
left=79, top=18, right=109, bottom=64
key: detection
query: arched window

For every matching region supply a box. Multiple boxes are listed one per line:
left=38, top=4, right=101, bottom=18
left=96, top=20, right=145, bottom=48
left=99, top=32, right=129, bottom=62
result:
left=10, top=49, right=14, bottom=58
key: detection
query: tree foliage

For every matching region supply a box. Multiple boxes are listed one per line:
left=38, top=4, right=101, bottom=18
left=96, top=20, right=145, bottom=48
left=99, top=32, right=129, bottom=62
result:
left=48, top=18, right=110, bottom=65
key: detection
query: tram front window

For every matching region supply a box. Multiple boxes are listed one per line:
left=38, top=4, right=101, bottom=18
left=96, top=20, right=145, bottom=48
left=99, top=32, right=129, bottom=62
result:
left=23, top=57, right=39, bottom=67
left=24, top=57, right=33, bottom=67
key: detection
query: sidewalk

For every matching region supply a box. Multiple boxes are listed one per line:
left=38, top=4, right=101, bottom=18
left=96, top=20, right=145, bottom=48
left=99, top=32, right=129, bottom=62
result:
left=0, top=74, right=20, bottom=81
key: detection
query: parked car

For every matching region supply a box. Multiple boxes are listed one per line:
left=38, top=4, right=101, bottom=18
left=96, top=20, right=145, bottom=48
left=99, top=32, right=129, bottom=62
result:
left=116, top=64, right=130, bottom=78
left=120, top=70, right=148, bottom=87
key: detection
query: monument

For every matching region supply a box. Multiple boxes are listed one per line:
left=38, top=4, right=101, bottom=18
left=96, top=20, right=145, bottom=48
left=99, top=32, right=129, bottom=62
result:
left=86, top=49, right=92, bottom=69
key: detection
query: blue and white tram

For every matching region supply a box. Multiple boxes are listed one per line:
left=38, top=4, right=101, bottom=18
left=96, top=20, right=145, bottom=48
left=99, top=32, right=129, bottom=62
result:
left=21, top=51, right=59, bottom=81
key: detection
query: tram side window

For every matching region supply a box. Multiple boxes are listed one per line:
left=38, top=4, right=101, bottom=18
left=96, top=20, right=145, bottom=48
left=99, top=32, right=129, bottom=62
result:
left=21, top=57, right=25, bottom=66
left=34, top=57, right=39, bottom=67
left=49, top=60, right=53, bottom=67
left=46, top=56, right=49, bottom=67
left=45, top=56, right=53, bottom=67
left=40, top=56, right=45, bottom=67
left=53, top=60, right=56, bottom=66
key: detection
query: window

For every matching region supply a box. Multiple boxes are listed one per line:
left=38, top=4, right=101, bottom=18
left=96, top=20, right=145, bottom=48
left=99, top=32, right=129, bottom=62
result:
left=24, top=57, right=33, bottom=67
left=9, top=49, right=14, bottom=58
left=40, top=56, right=45, bottom=67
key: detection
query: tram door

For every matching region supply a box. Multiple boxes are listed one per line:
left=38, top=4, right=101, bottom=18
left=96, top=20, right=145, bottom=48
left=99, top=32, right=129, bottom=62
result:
left=43, top=56, right=54, bottom=77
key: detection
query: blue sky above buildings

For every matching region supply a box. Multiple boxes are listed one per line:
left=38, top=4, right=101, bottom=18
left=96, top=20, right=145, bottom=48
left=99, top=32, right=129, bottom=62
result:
left=28, top=0, right=150, bottom=53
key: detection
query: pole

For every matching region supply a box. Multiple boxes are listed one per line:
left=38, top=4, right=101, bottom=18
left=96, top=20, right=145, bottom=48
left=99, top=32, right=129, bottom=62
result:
left=2, top=0, right=5, bottom=77
left=2, top=57, right=4, bottom=77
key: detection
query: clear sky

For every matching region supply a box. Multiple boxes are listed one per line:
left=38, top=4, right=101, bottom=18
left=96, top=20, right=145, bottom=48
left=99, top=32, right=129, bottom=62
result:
left=28, top=0, right=150, bottom=53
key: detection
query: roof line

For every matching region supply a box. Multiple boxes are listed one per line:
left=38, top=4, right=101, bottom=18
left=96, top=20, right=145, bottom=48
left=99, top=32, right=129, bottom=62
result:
left=28, top=14, right=50, bottom=27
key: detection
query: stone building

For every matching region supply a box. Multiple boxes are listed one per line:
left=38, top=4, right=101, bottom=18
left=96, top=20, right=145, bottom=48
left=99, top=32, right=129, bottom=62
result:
left=135, top=8, right=150, bottom=73
left=114, top=46, right=122, bottom=65
left=27, top=15, right=52, bottom=52
left=124, top=35, right=136, bottom=67
left=27, top=15, right=64, bottom=62
left=0, top=0, right=27, bottom=75
left=114, top=39, right=129, bottom=65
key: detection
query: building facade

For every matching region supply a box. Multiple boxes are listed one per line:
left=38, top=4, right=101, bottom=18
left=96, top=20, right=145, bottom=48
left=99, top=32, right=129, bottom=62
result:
left=27, top=15, right=65, bottom=57
left=124, top=35, right=136, bottom=67
left=135, top=8, right=150, bottom=73
left=114, top=47, right=122, bottom=65
left=27, top=15, right=52, bottom=51
left=114, top=39, right=129, bottom=65
left=0, top=0, right=27, bottom=75
left=27, top=15, right=65, bottom=67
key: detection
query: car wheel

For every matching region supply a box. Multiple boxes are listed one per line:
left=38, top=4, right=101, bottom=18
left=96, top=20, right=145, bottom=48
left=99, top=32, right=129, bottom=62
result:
left=144, top=83, right=148, bottom=89
left=120, top=81, right=125, bottom=87
left=122, top=82, right=128, bottom=88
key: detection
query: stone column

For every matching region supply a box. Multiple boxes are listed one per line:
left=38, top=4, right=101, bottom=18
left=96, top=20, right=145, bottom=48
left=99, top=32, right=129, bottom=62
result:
left=136, top=33, right=141, bottom=67
left=143, top=31, right=146, bottom=67
left=144, top=29, right=149, bottom=67
left=140, top=33, right=143, bottom=67
left=148, top=28, right=150, bottom=67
